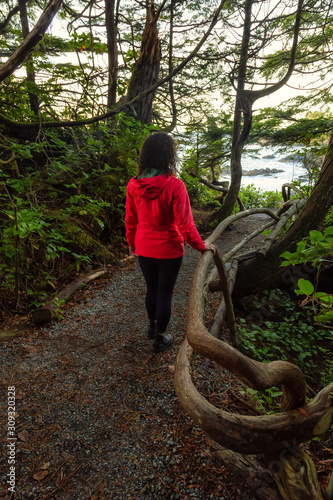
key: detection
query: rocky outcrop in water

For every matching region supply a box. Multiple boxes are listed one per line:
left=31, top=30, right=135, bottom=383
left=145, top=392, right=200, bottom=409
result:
left=279, top=153, right=303, bottom=162
left=244, top=167, right=284, bottom=176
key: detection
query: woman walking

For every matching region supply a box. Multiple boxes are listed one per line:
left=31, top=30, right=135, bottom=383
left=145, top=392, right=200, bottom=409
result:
left=125, top=132, right=215, bottom=353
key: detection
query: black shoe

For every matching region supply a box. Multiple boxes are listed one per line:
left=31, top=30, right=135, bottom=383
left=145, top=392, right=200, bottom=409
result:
left=153, top=333, right=173, bottom=353
left=147, top=320, right=156, bottom=340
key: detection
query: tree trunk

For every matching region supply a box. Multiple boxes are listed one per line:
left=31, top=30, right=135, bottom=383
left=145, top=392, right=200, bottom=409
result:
left=209, top=0, right=303, bottom=223
left=209, top=0, right=253, bottom=222
left=262, top=449, right=324, bottom=500
left=125, top=1, right=161, bottom=124
left=105, top=0, right=118, bottom=108
left=211, top=441, right=282, bottom=500
left=0, top=5, right=20, bottom=35
left=234, top=129, right=333, bottom=296
left=18, top=0, right=40, bottom=116
left=165, top=0, right=177, bottom=131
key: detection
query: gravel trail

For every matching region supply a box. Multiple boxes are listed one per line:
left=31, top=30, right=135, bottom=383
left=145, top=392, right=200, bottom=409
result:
left=1, top=215, right=269, bottom=500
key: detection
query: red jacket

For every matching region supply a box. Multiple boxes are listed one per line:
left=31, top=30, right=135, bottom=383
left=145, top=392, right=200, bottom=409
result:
left=125, top=174, right=205, bottom=258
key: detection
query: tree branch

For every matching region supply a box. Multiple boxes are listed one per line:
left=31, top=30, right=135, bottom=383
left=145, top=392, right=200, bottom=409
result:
left=0, top=5, right=20, bottom=35
left=0, top=0, right=227, bottom=129
left=189, top=171, right=246, bottom=212
left=245, top=0, right=304, bottom=104
left=0, top=0, right=63, bottom=83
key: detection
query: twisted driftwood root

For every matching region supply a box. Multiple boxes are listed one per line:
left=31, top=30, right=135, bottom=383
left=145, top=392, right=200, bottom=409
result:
left=175, top=340, right=333, bottom=454
left=174, top=208, right=333, bottom=499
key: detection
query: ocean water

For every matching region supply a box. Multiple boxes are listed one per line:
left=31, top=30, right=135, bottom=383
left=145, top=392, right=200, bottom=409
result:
left=221, top=145, right=308, bottom=192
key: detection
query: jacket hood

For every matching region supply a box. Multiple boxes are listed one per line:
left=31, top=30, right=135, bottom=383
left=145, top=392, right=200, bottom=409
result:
left=129, top=174, right=172, bottom=200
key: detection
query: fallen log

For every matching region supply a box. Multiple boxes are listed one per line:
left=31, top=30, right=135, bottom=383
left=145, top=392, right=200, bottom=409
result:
left=206, top=218, right=276, bottom=292
left=31, top=268, right=107, bottom=324
left=62, top=222, right=124, bottom=267
left=210, top=259, right=238, bottom=339
left=212, top=251, right=238, bottom=345
left=257, top=198, right=307, bottom=259
left=0, top=328, right=25, bottom=342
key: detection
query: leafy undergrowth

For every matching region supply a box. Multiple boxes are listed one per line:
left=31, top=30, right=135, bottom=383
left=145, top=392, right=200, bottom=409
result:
left=200, top=286, right=333, bottom=496
left=234, top=288, right=333, bottom=495
left=235, top=288, right=333, bottom=391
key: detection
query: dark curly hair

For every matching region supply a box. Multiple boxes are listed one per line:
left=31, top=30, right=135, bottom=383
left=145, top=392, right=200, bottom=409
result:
left=137, top=132, right=178, bottom=176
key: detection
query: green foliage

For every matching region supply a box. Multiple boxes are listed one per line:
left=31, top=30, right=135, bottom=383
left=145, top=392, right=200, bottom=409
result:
left=0, top=190, right=91, bottom=306
left=251, top=108, right=333, bottom=146
left=71, top=32, right=108, bottom=55
left=281, top=227, right=333, bottom=267
left=238, top=386, right=283, bottom=414
left=237, top=291, right=332, bottom=385
left=180, top=169, right=220, bottom=207
left=323, top=207, right=333, bottom=228
left=0, top=115, right=151, bottom=311
left=280, top=227, right=333, bottom=324
left=180, top=115, right=233, bottom=184
left=238, top=184, right=283, bottom=210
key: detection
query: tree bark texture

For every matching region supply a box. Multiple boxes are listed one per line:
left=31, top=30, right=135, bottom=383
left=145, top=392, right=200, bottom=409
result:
left=166, top=0, right=177, bottom=131
left=174, top=340, right=333, bottom=455
left=125, top=2, right=161, bottom=124
left=262, top=449, right=324, bottom=500
left=212, top=251, right=238, bottom=345
left=211, top=441, right=282, bottom=500
left=209, top=259, right=238, bottom=339
left=105, top=0, right=118, bottom=108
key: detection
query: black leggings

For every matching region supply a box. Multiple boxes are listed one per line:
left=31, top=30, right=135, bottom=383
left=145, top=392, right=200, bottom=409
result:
left=138, top=255, right=183, bottom=333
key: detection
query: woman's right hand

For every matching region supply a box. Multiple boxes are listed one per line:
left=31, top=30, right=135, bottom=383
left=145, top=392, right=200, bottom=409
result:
left=203, top=242, right=216, bottom=254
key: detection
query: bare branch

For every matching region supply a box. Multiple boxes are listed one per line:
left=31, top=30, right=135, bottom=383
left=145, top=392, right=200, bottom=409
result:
left=0, top=5, right=20, bottom=35
left=0, top=0, right=227, bottom=129
left=246, top=0, right=304, bottom=104
left=189, top=171, right=245, bottom=212
left=0, top=0, right=63, bottom=83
